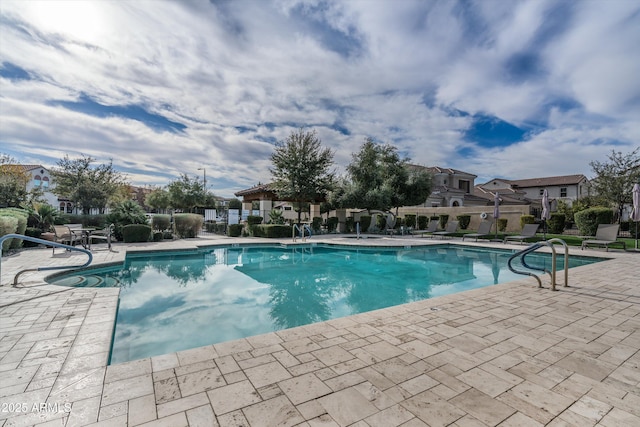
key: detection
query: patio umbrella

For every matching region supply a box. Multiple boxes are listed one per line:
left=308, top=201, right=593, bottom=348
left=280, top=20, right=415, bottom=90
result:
left=541, top=189, right=551, bottom=239
left=632, top=183, right=640, bottom=250
left=493, top=192, right=500, bottom=239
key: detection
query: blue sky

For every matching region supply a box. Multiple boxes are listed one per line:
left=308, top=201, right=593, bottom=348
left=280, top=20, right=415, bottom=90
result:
left=1, top=0, right=639, bottom=197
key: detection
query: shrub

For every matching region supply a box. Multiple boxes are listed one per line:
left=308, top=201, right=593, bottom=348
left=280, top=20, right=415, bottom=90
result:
left=404, top=214, right=416, bottom=229
left=346, top=217, right=355, bottom=233
left=252, top=224, right=293, bottom=238
left=312, top=217, right=322, bottom=233
left=438, top=214, right=449, bottom=229
left=497, top=218, right=508, bottom=232
left=0, top=215, right=19, bottom=252
left=122, top=224, right=151, bottom=243
left=23, top=227, right=42, bottom=247
left=327, top=217, right=338, bottom=232
left=359, top=215, right=372, bottom=232
left=520, top=215, right=536, bottom=229
left=163, top=231, right=174, bottom=240
left=395, top=217, right=404, bottom=229
left=548, top=213, right=566, bottom=234
left=106, top=200, right=148, bottom=240
left=0, top=208, right=28, bottom=249
left=574, top=207, right=614, bottom=236
left=417, top=215, right=428, bottom=230
left=374, top=215, right=386, bottom=230
left=628, top=220, right=639, bottom=239
left=152, top=214, right=171, bottom=231
left=216, top=223, right=226, bottom=234
left=153, top=231, right=164, bottom=242
left=456, top=214, right=471, bottom=230
left=228, top=224, right=243, bottom=237
left=269, top=209, right=284, bottom=224
left=174, top=213, right=203, bottom=238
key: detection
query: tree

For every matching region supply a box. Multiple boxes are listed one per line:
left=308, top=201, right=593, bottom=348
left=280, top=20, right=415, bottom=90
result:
left=589, top=148, right=640, bottom=222
left=51, top=155, right=127, bottom=214
left=334, top=138, right=432, bottom=215
left=270, top=128, right=335, bottom=224
left=167, top=174, right=203, bottom=212
left=146, top=188, right=172, bottom=213
left=0, top=154, right=29, bottom=207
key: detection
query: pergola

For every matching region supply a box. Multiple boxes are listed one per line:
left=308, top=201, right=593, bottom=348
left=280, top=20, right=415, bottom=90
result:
left=234, top=183, right=323, bottom=222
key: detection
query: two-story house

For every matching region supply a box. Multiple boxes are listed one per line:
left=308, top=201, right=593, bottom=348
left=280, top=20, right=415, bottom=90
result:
left=408, top=165, right=480, bottom=207
left=479, top=174, right=590, bottom=206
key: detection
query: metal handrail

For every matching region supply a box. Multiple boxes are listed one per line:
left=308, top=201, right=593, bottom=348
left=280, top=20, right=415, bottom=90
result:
left=0, top=234, right=93, bottom=287
left=507, top=238, right=570, bottom=291
left=292, top=224, right=312, bottom=242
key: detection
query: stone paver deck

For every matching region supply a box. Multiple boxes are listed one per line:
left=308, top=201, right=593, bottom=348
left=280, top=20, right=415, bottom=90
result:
left=0, top=235, right=638, bottom=426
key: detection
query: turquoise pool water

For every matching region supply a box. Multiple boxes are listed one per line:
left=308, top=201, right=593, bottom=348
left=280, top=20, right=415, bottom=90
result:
left=48, top=244, right=601, bottom=364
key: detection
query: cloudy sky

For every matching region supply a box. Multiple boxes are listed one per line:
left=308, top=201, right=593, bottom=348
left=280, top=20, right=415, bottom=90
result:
left=1, top=0, right=639, bottom=197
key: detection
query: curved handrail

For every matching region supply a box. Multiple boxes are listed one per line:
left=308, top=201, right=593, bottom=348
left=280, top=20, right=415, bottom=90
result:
left=292, top=224, right=312, bottom=242
left=545, top=238, right=569, bottom=291
left=507, top=242, right=545, bottom=288
left=0, top=234, right=93, bottom=287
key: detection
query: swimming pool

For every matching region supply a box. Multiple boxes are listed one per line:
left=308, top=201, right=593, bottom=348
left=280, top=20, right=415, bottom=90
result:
left=48, top=244, right=601, bottom=364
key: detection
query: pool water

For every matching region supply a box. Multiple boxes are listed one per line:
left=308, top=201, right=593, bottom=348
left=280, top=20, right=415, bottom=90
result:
left=48, top=244, right=601, bottom=364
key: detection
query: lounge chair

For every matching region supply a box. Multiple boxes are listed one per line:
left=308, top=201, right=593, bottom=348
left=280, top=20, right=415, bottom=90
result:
left=52, top=225, right=82, bottom=254
left=419, top=220, right=439, bottom=238
left=581, top=224, right=625, bottom=252
left=88, top=224, right=115, bottom=251
left=432, top=221, right=459, bottom=239
left=462, top=221, right=493, bottom=242
left=503, top=223, right=539, bottom=244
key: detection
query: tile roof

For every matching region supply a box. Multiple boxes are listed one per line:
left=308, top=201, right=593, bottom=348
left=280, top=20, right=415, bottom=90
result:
left=502, top=174, right=588, bottom=188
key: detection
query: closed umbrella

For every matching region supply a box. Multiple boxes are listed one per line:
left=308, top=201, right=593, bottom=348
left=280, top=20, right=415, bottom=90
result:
left=541, top=189, right=551, bottom=239
left=493, top=192, right=500, bottom=239
left=632, top=183, right=640, bottom=250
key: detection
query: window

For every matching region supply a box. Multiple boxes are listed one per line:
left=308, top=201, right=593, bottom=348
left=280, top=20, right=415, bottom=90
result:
left=539, top=189, right=544, bottom=196
left=560, top=187, right=567, bottom=197
left=34, top=175, right=42, bottom=187
left=458, top=180, right=470, bottom=193
left=42, top=177, right=50, bottom=188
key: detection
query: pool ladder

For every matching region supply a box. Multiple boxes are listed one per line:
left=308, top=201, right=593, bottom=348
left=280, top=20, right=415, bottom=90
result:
left=293, top=224, right=312, bottom=242
left=0, top=234, right=93, bottom=287
left=507, top=238, right=569, bottom=291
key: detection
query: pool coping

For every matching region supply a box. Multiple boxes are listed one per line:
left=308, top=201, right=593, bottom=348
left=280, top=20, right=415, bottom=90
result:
left=1, top=235, right=638, bottom=426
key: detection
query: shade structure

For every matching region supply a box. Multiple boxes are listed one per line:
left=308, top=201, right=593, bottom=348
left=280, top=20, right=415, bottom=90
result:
left=493, top=192, right=500, bottom=238
left=541, top=189, right=551, bottom=239
left=633, top=183, right=640, bottom=249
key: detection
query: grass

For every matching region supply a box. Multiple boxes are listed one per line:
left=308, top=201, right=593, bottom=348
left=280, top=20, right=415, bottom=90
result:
left=456, top=230, right=636, bottom=250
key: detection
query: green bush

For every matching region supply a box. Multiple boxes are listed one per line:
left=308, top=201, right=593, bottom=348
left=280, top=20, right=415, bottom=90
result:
left=106, top=200, right=148, bottom=240
left=216, top=223, right=226, bottom=234
left=122, top=224, right=151, bottom=243
left=574, top=207, right=614, bottom=236
left=359, top=215, right=372, bottom=232
left=163, top=231, right=174, bottom=240
left=247, top=215, right=263, bottom=225
left=438, top=214, right=449, bottom=229
left=23, top=227, right=42, bottom=247
left=345, top=217, right=355, bottom=233
left=548, top=213, right=566, bottom=234
left=152, top=214, right=171, bottom=231
left=251, top=224, right=293, bottom=238
left=0, top=208, right=28, bottom=249
left=520, top=215, right=536, bottom=229
left=404, top=214, right=416, bottom=229
left=0, top=215, right=19, bottom=252
left=628, top=220, right=639, bottom=239
left=497, top=218, right=508, bottom=232
left=327, top=217, right=338, bottom=232
left=174, top=213, right=204, bottom=238
left=417, top=215, right=428, bottom=230
left=456, top=214, right=471, bottom=230
left=375, top=215, right=386, bottom=230
left=153, top=231, right=164, bottom=242
left=395, top=217, right=404, bottom=229
left=228, top=224, right=243, bottom=237
left=312, top=217, right=322, bottom=233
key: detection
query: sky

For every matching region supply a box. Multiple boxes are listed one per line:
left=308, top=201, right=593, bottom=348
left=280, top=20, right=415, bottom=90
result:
left=1, top=0, right=639, bottom=198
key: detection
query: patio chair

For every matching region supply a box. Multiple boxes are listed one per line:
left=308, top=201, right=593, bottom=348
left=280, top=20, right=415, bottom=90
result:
left=503, top=223, right=539, bottom=245
left=462, top=221, right=493, bottom=242
left=88, top=223, right=115, bottom=251
left=581, top=224, right=625, bottom=252
left=419, top=220, right=439, bottom=238
left=52, top=225, right=82, bottom=254
left=432, top=221, right=459, bottom=239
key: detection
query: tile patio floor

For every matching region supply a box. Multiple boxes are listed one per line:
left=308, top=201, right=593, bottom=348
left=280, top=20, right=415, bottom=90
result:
left=0, top=235, right=639, bottom=427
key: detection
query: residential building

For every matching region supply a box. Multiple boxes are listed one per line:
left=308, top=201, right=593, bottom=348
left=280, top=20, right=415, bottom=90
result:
left=479, top=174, right=590, bottom=206
left=408, top=165, right=481, bottom=207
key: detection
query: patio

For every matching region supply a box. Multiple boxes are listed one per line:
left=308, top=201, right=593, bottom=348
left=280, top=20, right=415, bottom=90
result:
left=1, top=236, right=638, bottom=426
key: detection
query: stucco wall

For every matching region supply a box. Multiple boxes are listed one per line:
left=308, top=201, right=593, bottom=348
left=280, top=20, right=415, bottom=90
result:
left=397, top=205, right=532, bottom=232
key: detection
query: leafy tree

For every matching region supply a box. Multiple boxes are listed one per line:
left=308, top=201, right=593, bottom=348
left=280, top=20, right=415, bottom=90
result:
left=0, top=154, right=29, bottom=207
left=146, top=188, right=172, bottom=212
left=228, top=198, right=242, bottom=209
left=270, top=128, right=335, bottom=224
left=589, top=148, right=640, bottom=222
left=167, top=174, right=204, bottom=212
left=51, top=155, right=127, bottom=214
left=333, top=138, right=432, bottom=215
left=106, top=199, right=148, bottom=240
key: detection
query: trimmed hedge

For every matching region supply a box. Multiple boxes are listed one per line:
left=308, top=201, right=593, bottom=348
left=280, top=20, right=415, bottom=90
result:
left=417, top=215, right=428, bottom=230
left=152, top=214, right=171, bottom=231
left=228, top=224, right=243, bottom=237
left=0, top=208, right=28, bottom=249
left=404, top=214, right=416, bottom=229
left=548, top=213, right=566, bottom=234
left=574, top=207, right=614, bottom=236
left=247, top=215, right=263, bottom=225
left=174, top=213, right=203, bottom=238
left=327, top=217, right=338, bottom=232
left=456, top=214, right=471, bottom=230
left=359, top=215, right=372, bottom=232
left=24, top=227, right=42, bottom=247
left=520, top=215, right=535, bottom=229
left=312, top=217, right=322, bottom=233
left=252, top=224, right=293, bottom=238
left=438, top=214, right=449, bottom=229
left=497, top=218, right=508, bottom=232
left=0, top=215, right=19, bottom=252
left=122, top=224, right=152, bottom=243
